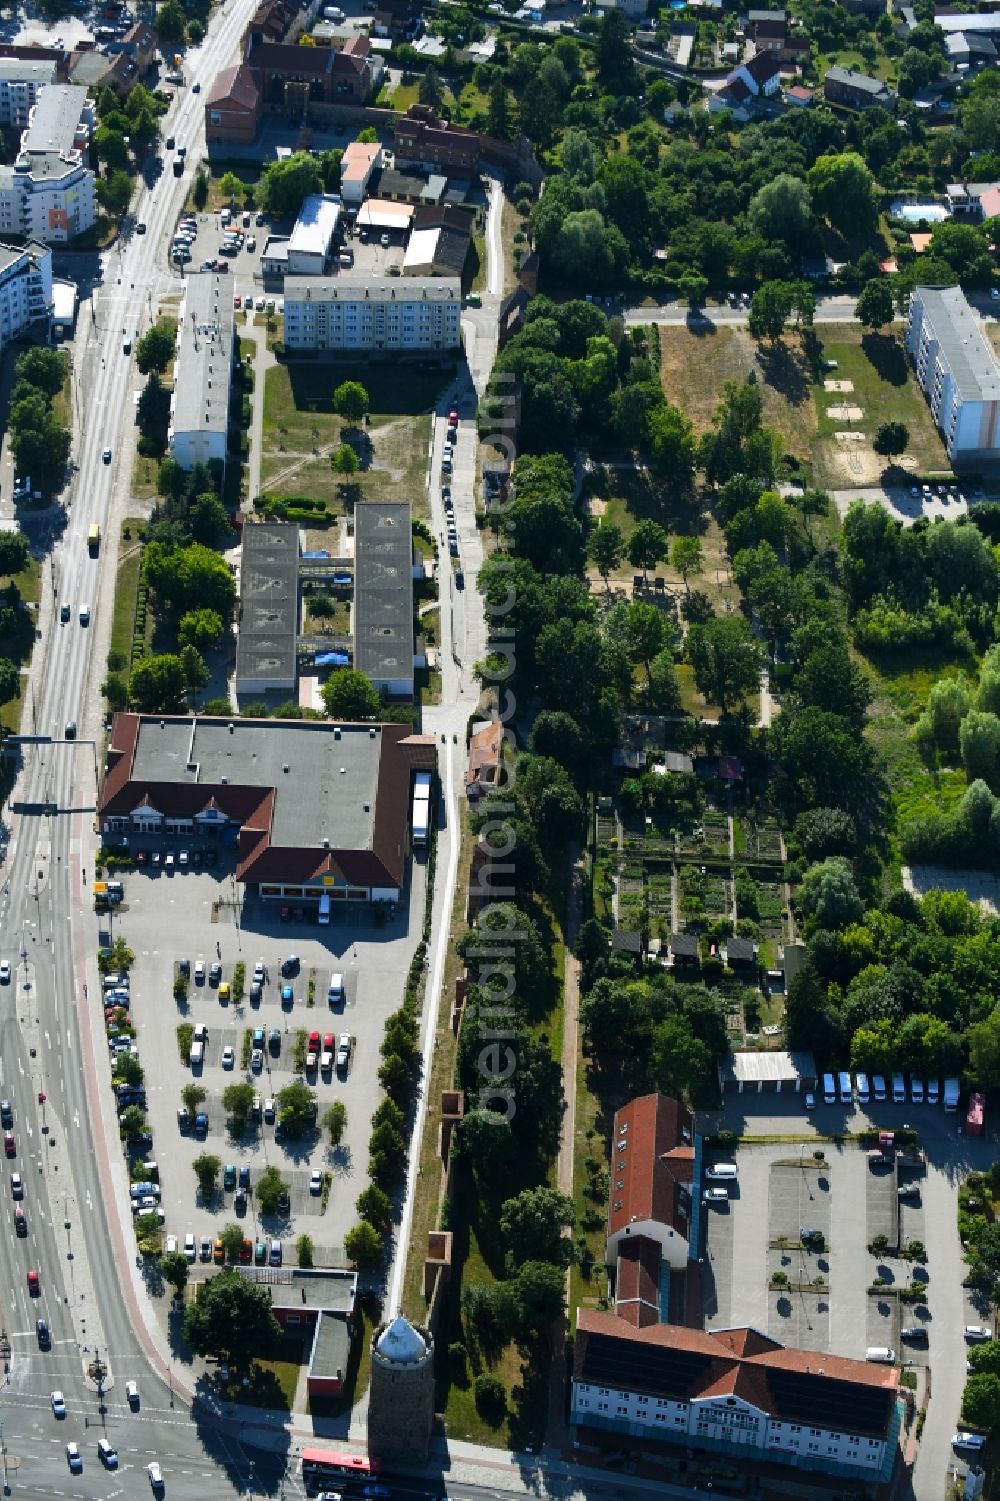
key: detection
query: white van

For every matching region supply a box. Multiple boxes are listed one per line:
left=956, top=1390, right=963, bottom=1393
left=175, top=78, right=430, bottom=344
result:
left=944, top=1077, right=961, bottom=1112
left=892, top=1072, right=906, bottom=1103
left=910, top=1076, right=924, bottom=1104
left=704, top=1162, right=738, bottom=1181
left=838, top=1071, right=853, bottom=1105
left=866, top=1346, right=896, bottom=1364
left=318, top=893, right=331, bottom=925
left=328, top=972, right=344, bottom=1006
left=927, top=1077, right=940, bottom=1105
left=220, top=207, right=231, bottom=225
left=855, top=1072, right=870, bottom=1104
left=822, top=1072, right=836, bottom=1105
left=872, top=1074, right=887, bottom=1102
left=190, top=1041, right=204, bottom=1068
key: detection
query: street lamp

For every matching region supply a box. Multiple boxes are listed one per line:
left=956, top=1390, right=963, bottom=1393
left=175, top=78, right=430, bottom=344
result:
left=88, top=1348, right=108, bottom=1418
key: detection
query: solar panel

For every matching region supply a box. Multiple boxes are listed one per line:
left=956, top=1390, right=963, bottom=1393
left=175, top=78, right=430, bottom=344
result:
left=763, top=1367, right=892, bottom=1438
left=582, top=1333, right=715, bottom=1399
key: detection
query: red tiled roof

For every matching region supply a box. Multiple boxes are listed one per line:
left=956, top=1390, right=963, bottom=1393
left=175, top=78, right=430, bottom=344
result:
left=98, top=716, right=435, bottom=891
left=207, top=62, right=260, bottom=111
left=246, top=39, right=334, bottom=76
left=608, top=1094, right=693, bottom=1245
left=615, top=1236, right=661, bottom=1324
left=574, top=1311, right=899, bottom=1436
left=466, top=720, right=503, bottom=787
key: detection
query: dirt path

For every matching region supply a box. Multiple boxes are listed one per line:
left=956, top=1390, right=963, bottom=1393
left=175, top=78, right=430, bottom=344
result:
left=546, top=849, right=584, bottom=1451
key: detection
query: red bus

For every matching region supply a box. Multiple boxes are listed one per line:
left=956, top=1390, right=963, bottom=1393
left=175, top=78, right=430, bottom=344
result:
left=301, top=1448, right=381, bottom=1492
left=967, top=1091, right=985, bottom=1137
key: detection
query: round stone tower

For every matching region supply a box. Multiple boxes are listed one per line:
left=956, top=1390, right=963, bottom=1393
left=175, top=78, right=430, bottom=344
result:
left=367, top=1314, right=435, bottom=1463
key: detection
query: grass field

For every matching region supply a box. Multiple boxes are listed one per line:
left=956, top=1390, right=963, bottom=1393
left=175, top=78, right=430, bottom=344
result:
left=260, top=361, right=450, bottom=517
left=0, top=551, right=40, bottom=734
left=659, top=322, right=948, bottom=488
left=108, top=520, right=147, bottom=676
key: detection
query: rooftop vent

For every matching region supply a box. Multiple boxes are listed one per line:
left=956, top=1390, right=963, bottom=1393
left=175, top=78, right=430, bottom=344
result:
left=323, top=837, right=330, bottom=847
left=369, top=727, right=376, bottom=737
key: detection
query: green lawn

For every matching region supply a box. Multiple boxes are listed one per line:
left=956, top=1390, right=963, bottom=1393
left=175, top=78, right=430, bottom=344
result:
left=812, top=329, right=947, bottom=473
left=108, top=519, right=147, bottom=673
left=260, top=362, right=447, bottom=515
left=0, top=552, right=40, bottom=733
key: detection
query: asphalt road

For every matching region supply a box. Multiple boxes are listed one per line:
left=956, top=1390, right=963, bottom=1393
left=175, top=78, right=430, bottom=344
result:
left=0, top=0, right=284, bottom=1492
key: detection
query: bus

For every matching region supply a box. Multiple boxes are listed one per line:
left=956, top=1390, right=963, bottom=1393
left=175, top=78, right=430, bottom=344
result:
left=301, top=1448, right=380, bottom=1493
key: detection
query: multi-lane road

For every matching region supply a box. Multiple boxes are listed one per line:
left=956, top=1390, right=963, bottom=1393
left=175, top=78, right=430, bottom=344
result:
left=0, top=0, right=297, bottom=1492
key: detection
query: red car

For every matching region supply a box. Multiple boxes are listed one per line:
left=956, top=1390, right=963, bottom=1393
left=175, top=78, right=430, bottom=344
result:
left=14, top=1206, right=26, bottom=1236
left=323, top=1033, right=334, bottom=1052
left=26, top=1270, right=40, bottom=1295
left=4, top=1133, right=14, bottom=1157
left=239, top=1239, right=252, bottom=1263
left=448, top=409, right=458, bottom=424
left=280, top=905, right=290, bottom=922
left=308, top=1030, right=320, bottom=1050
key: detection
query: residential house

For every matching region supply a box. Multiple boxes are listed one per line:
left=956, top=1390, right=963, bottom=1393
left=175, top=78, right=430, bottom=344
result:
left=466, top=719, right=504, bottom=799
left=823, top=64, right=896, bottom=110
left=746, top=8, right=786, bottom=49
left=725, top=49, right=782, bottom=98
left=393, top=104, right=481, bottom=177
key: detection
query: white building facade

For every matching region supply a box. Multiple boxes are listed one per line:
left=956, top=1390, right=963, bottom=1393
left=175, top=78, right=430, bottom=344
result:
left=286, top=192, right=342, bottom=275
left=0, top=58, right=58, bottom=127
left=572, top=1313, right=902, bottom=1486
left=282, top=276, right=461, bottom=351
left=0, top=84, right=96, bottom=242
left=0, top=240, right=52, bottom=344
left=906, top=284, right=1000, bottom=460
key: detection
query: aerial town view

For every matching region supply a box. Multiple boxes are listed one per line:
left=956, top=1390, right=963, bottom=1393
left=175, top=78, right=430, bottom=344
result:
left=1, top=0, right=1000, bottom=1493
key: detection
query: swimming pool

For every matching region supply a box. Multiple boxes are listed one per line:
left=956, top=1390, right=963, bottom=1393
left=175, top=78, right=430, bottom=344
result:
left=890, top=201, right=950, bottom=223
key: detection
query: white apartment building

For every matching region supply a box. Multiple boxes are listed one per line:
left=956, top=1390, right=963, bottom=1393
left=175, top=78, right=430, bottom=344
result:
left=0, top=240, right=52, bottom=344
left=906, top=284, right=1000, bottom=460
left=0, top=84, right=96, bottom=243
left=168, top=270, right=236, bottom=471
left=0, top=58, right=58, bottom=127
left=573, top=1312, right=902, bottom=1484
left=282, top=276, right=461, bottom=351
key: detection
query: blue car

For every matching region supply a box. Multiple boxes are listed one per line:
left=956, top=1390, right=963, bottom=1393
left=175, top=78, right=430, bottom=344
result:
left=281, top=984, right=293, bottom=1008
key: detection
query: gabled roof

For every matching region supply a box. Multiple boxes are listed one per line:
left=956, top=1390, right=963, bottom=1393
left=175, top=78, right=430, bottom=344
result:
left=246, top=39, right=334, bottom=76
left=574, top=1311, right=899, bottom=1438
left=466, top=719, right=503, bottom=787
left=608, top=1094, right=693, bottom=1245
left=207, top=63, right=260, bottom=111
left=742, top=48, right=782, bottom=83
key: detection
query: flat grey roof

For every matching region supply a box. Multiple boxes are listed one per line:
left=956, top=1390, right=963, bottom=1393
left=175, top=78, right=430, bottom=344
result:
left=718, top=1050, right=818, bottom=1085
left=309, top=1310, right=352, bottom=1379
left=284, top=274, right=460, bottom=304
left=172, top=271, right=235, bottom=438
left=239, top=1265, right=358, bottom=1313
left=0, top=58, right=55, bottom=83
left=22, top=84, right=87, bottom=155
left=933, top=10, right=1000, bottom=31
left=354, top=500, right=413, bottom=687
left=915, top=285, right=1000, bottom=401
left=130, top=716, right=384, bottom=851
left=236, top=522, right=299, bottom=690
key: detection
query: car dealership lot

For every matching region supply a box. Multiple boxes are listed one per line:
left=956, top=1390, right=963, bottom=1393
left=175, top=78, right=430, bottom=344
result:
left=105, top=842, right=425, bottom=1262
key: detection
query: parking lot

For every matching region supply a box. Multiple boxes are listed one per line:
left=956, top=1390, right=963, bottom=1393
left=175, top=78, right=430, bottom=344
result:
left=168, top=208, right=273, bottom=280
left=103, top=833, right=425, bottom=1271
left=702, top=1134, right=936, bottom=1367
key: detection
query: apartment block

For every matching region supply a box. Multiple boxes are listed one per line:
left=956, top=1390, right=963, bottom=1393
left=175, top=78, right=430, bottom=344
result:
left=906, top=284, right=1000, bottom=460
left=168, top=270, right=236, bottom=471
left=0, top=239, right=51, bottom=343
left=0, top=57, right=58, bottom=127
left=0, top=83, right=95, bottom=242
left=282, top=276, right=461, bottom=351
